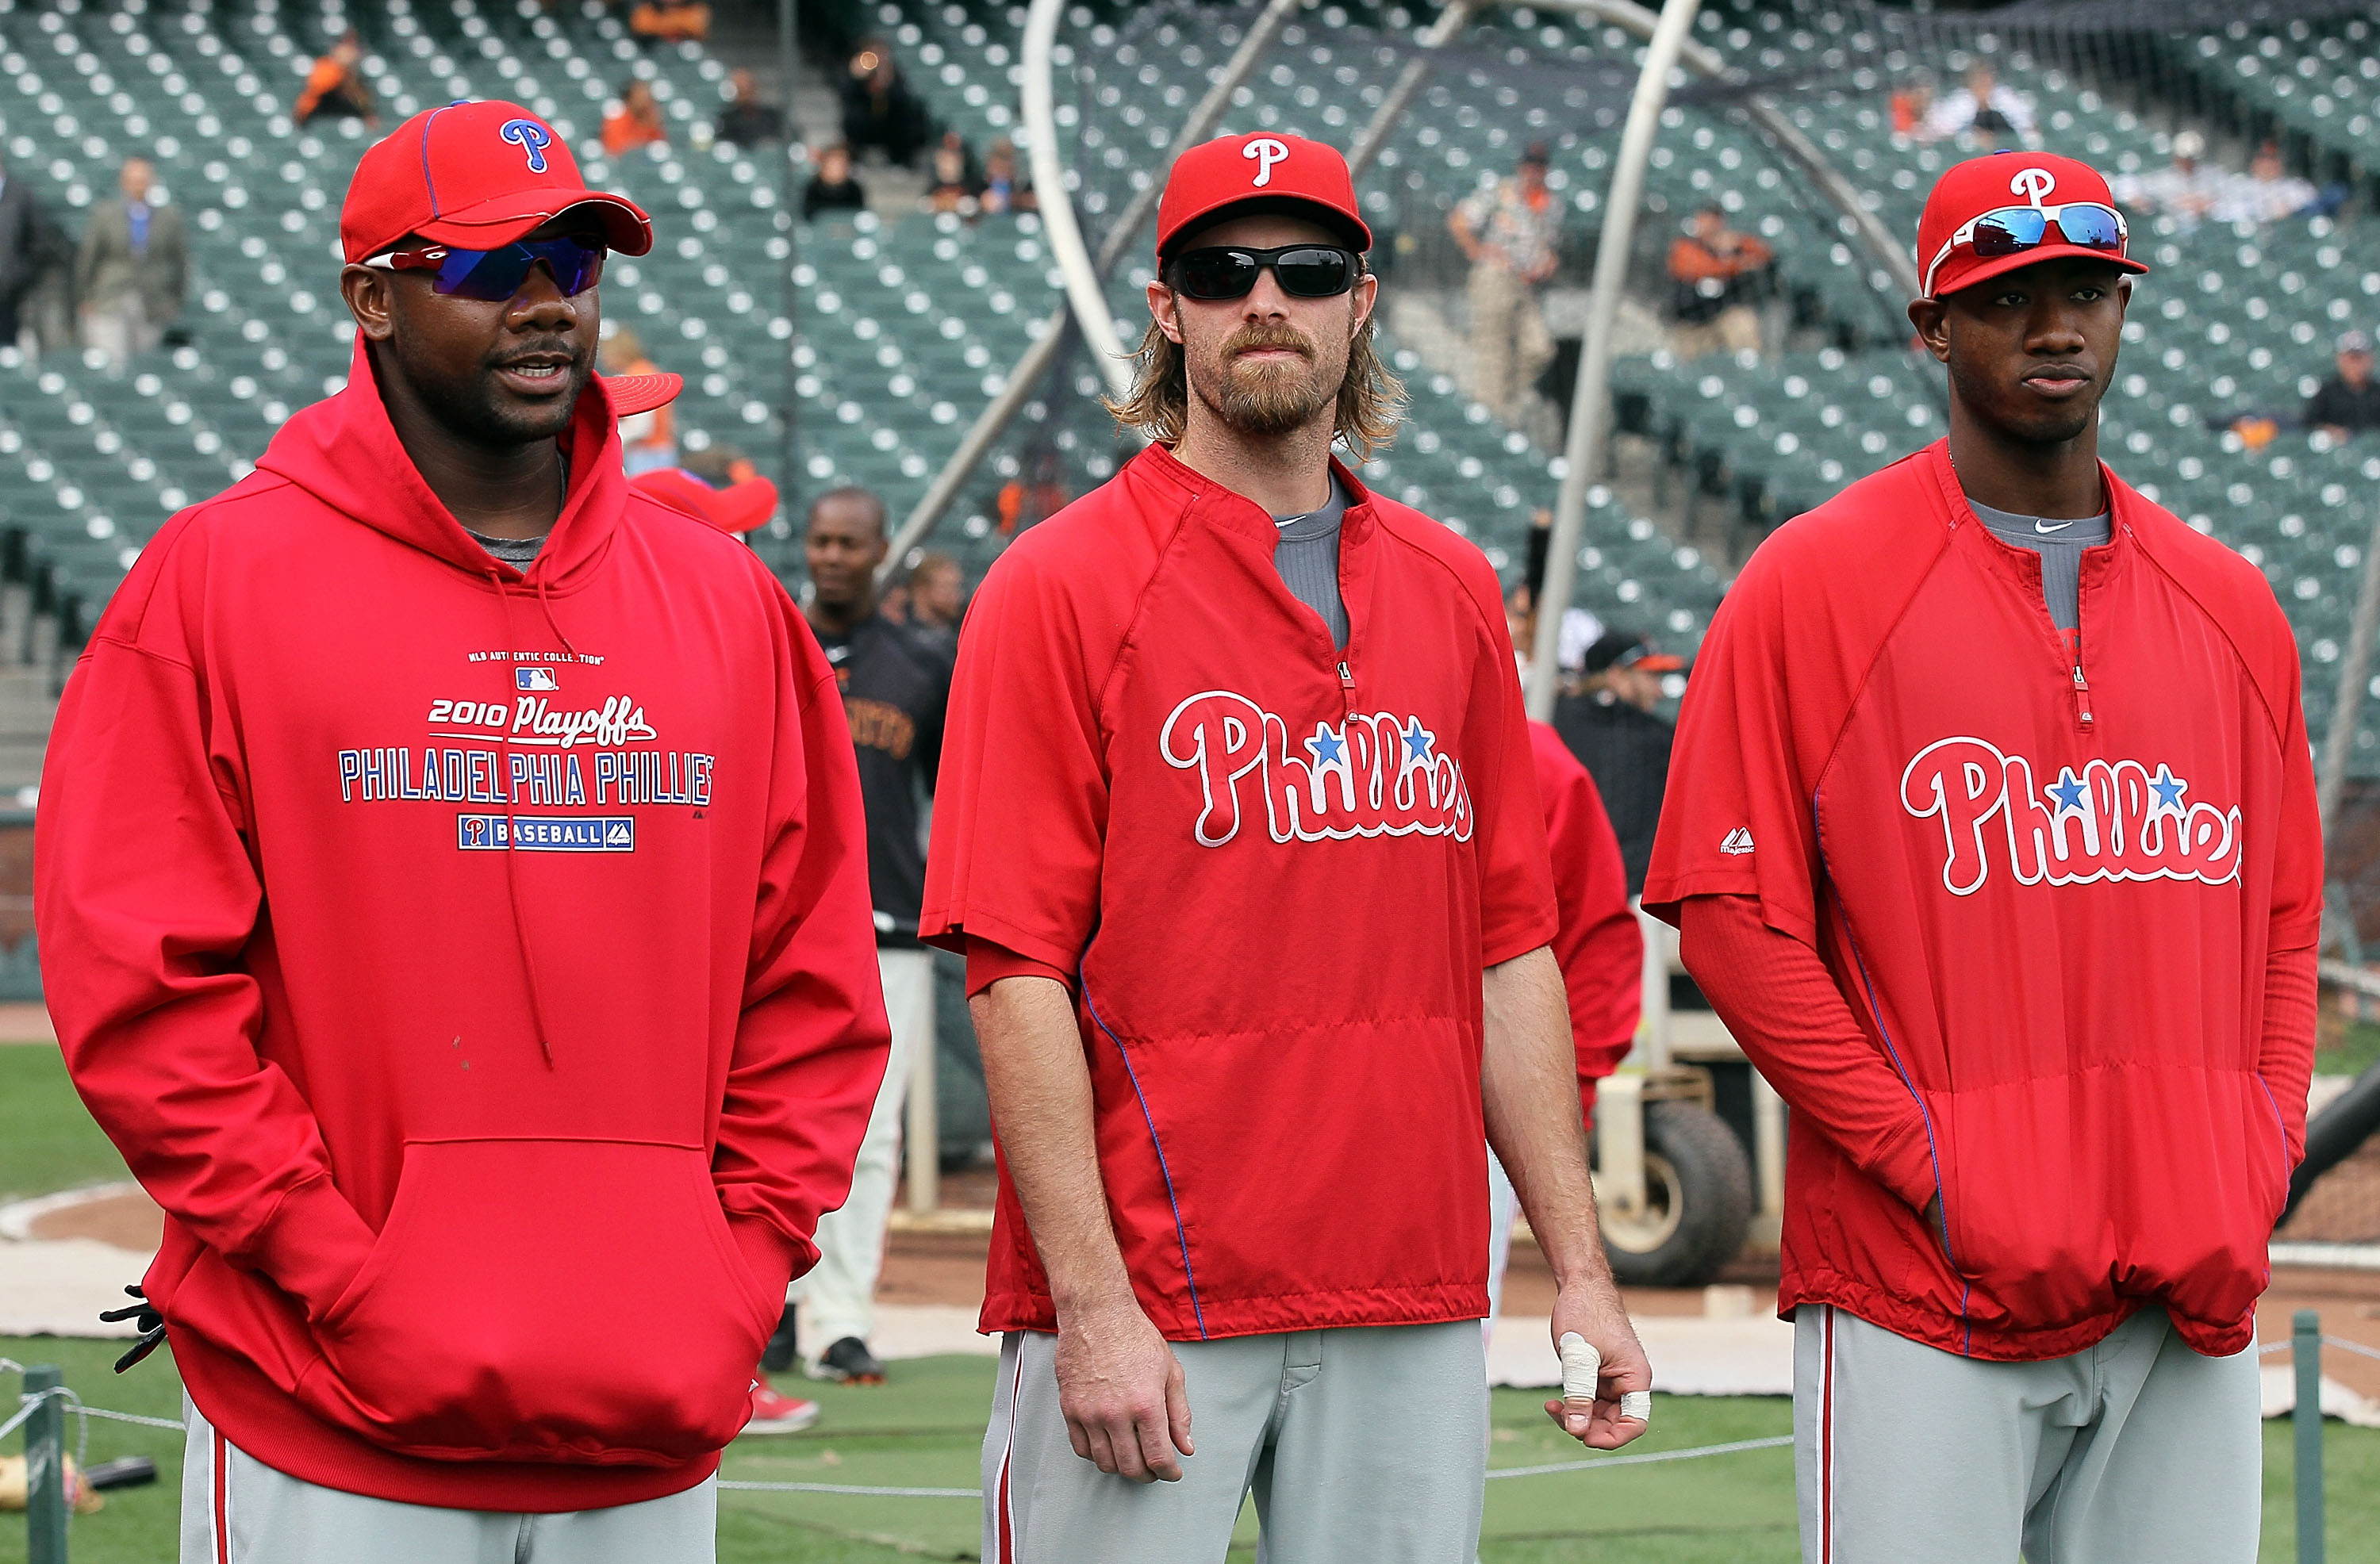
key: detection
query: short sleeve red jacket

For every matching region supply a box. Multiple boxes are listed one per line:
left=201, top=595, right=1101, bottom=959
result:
left=923, top=444, right=1558, bottom=1340
left=1645, top=440, right=2322, bottom=1360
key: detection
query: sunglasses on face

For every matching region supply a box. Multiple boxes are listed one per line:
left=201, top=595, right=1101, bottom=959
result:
left=363, top=236, right=608, bottom=301
left=1170, top=244, right=1362, bottom=301
left=1922, top=203, right=2127, bottom=297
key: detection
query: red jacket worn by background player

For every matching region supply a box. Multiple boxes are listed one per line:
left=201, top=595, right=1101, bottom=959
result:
left=923, top=442, right=1559, bottom=1341
left=1644, top=439, right=2320, bottom=1361
left=35, top=343, right=890, bottom=1511
left=1532, top=721, right=1641, bottom=1117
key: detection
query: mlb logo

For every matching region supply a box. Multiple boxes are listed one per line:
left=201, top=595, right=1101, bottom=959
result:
left=516, top=667, right=559, bottom=692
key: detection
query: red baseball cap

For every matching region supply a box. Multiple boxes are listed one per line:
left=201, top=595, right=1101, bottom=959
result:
left=1917, top=151, right=2147, bottom=300
left=341, top=100, right=653, bottom=264
left=1155, top=132, right=1371, bottom=263
left=630, top=466, right=779, bottom=534
left=602, top=371, right=681, bottom=419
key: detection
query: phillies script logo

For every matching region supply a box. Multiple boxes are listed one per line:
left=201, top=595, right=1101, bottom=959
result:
left=1160, top=690, right=1473, bottom=847
left=1899, top=736, right=2242, bottom=895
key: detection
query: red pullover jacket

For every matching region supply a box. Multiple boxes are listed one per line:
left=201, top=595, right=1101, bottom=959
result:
left=1645, top=441, right=2321, bottom=1361
left=923, top=444, right=1560, bottom=1340
left=35, top=347, right=890, bottom=1510
left=1531, top=721, right=1641, bottom=1119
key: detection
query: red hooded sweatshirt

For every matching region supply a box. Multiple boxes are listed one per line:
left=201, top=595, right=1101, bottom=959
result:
left=922, top=444, right=1559, bottom=1342
left=35, top=346, right=890, bottom=1511
left=1644, top=442, right=2320, bottom=1361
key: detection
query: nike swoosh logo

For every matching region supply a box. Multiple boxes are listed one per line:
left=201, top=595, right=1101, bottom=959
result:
left=2034, top=519, right=2077, bottom=534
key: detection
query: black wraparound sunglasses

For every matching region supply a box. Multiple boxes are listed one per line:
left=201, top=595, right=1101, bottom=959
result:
left=1171, top=244, right=1362, bottom=301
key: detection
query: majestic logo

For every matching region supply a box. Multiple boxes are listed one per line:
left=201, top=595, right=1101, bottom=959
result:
left=457, top=814, right=635, bottom=852
left=2010, top=167, right=2056, bottom=207
left=1898, top=736, right=2241, bottom=895
left=1242, top=137, right=1289, bottom=188
left=1719, top=827, right=1756, bottom=856
left=1160, top=690, right=1472, bottom=847
left=425, top=696, right=655, bottom=748
left=501, top=118, right=553, bottom=174
left=516, top=667, right=559, bottom=692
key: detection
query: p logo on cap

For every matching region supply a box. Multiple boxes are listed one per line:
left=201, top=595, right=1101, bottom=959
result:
left=2010, top=167, right=2056, bottom=207
left=501, top=118, right=553, bottom=174
left=1243, top=137, right=1289, bottom=187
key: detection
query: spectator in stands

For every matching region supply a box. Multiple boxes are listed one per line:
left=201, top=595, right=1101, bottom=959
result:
left=294, top=30, right=378, bottom=131
left=923, top=138, right=981, bottom=216
left=2113, top=130, right=2225, bottom=230
left=996, top=447, right=1068, bottom=535
left=0, top=153, right=52, bottom=353
left=603, top=79, right=669, bottom=157
left=841, top=40, right=932, bottom=167
left=1889, top=71, right=1935, bottom=140
left=601, top=325, right=677, bottom=475
left=979, top=137, right=1035, bottom=216
left=630, top=0, right=711, bottom=44
left=1667, top=205, right=1773, bottom=360
left=1921, top=60, right=2036, bottom=147
left=2210, top=140, right=2331, bottom=227
left=1449, top=142, right=1561, bottom=423
left=2305, top=330, right=2380, bottom=440
left=802, top=144, right=869, bottom=221
left=77, top=157, right=186, bottom=366
left=1554, top=630, right=1679, bottom=896
left=906, top=552, right=965, bottom=653
left=716, top=67, right=786, bottom=148
left=782, top=485, right=952, bottom=1390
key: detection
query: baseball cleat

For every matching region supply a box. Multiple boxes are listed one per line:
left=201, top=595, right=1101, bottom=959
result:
left=808, top=1336, right=887, bottom=1385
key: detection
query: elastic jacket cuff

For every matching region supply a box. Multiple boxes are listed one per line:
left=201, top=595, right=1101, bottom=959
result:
left=1867, top=1114, right=1943, bottom=1213
left=729, top=1211, right=808, bottom=1299
left=250, top=1175, right=378, bottom=1324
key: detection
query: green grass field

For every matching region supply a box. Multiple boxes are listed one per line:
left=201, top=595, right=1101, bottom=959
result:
left=7, top=1049, right=2380, bottom=1559
left=3, top=1340, right=2379, bottom=1561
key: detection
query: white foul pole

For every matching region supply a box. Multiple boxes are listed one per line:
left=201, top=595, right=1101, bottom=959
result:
left=1525, top=0, right=1704, bottom=720
left=1021, top=0, right=1135, bottom=402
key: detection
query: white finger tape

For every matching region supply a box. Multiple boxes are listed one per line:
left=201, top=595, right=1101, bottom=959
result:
left=1619, top=1391, right=1653, bottom=1421
left=1557, top=1332, right=1599, bottom=1405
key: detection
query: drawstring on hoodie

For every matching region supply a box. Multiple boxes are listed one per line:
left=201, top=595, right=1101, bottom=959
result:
left=489, top=569, right=559, bottom=1070
left=535, top=578, right=580, bottom=660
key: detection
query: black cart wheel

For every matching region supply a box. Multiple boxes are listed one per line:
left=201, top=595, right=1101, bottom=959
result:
left=1600, top=1101, right=1756, bottom=1288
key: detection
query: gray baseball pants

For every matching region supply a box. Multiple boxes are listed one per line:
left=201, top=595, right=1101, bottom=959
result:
left=983, top=1320, right=1489, bottom=1563
left=1795, top=1303, right=2261, bottom=1564
left=180, top=1397, right=716, bottom=1563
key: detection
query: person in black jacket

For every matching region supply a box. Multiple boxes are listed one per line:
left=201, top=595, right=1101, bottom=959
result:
left=0, top=156, right=56, bottom=351
left=766, top=485, right=953, bottom=1388
left=802, top=144, right=869, bottom=222
left=2305, top=330, right=2380, bottom=440
left=1553, top=631, right=1679, bottom=896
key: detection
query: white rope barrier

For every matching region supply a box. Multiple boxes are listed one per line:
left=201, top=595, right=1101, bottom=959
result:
left=10, top=1340, right=2379, bottom=1507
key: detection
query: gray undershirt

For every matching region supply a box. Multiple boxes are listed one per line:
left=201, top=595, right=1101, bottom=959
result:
left=465, top=528, right=544, bottom=569
left=1967, top=497, right=2109, bottom=633
left=1273, top=474, right=1351, bottom=650
left=462, top=453, right=567, bottom=571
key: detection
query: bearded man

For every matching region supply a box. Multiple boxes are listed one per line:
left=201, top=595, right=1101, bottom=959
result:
left=919, top=132, right=1652, bottom=1564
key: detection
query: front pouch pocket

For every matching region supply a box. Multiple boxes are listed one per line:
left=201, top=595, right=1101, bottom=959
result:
left=294, top=1137, right=778, bottom=1465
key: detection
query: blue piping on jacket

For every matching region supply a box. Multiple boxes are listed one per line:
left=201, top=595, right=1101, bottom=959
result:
left=1081, top=978, right=1210, bottom=1340
left=1814, top=793, right=1971, bottom=1355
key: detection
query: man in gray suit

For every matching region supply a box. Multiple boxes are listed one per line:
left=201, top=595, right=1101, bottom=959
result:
left=77, top=156, right=186, bottom=364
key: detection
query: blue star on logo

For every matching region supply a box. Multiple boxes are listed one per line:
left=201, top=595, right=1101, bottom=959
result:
left=1401, top=718, right=1438, bottom=769
left=1305, top=722, right=1348, bottom=769
left=2148, top=764, right=2188, bottom=818
left=2045, top=767, right=2090, bottom=818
